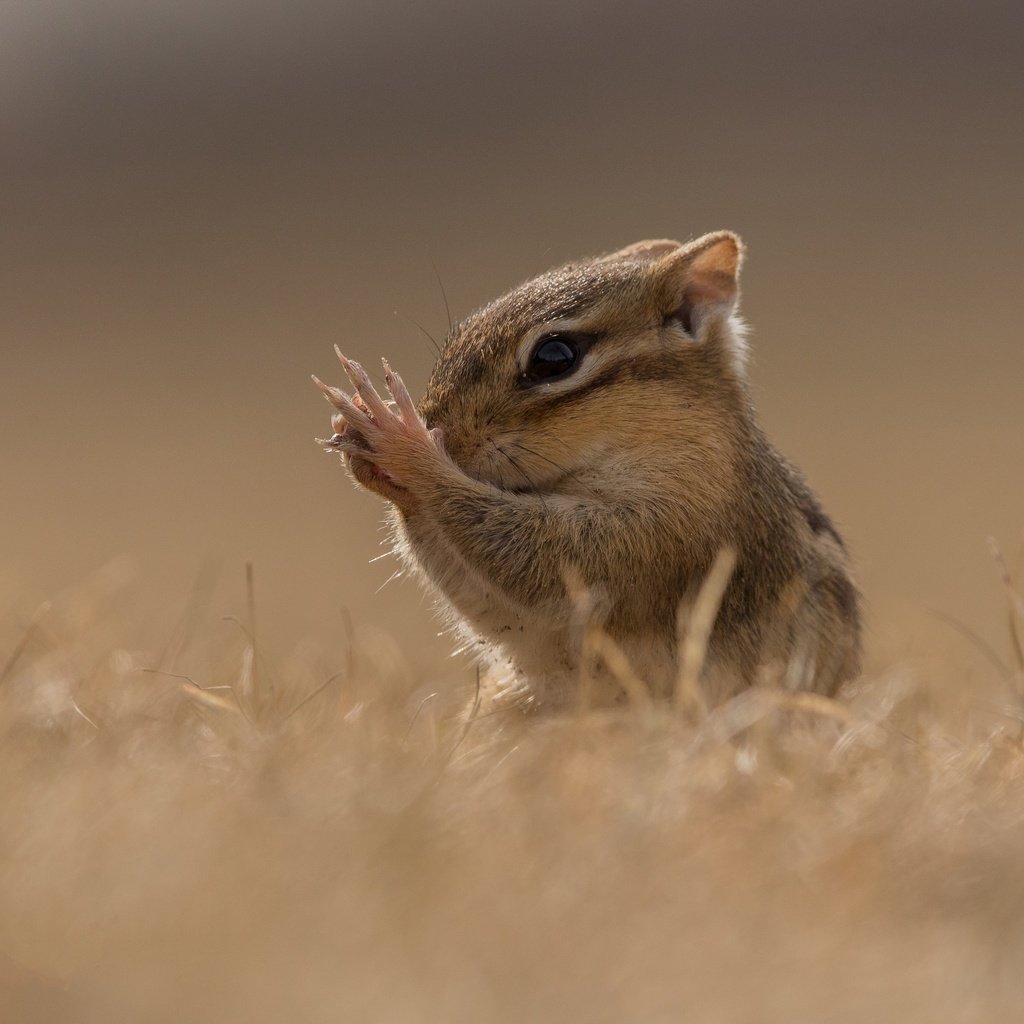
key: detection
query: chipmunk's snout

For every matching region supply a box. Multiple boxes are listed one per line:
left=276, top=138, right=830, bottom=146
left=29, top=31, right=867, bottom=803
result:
left=418, top=398, right=439, bottom=432
left=418, top=391, right=473, bottom=447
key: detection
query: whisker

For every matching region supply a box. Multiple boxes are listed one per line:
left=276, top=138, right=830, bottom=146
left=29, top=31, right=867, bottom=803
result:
left=506, top=440, right=602, bottom=500
left=430, top=258, right=453, bottom=334
left=496, top=444, right=549, bottom=512
left=505, top=440, right=572, bottom=479
left=394, top=310, right=441, bottom=355
left=486, top=446, right=509, bottom=491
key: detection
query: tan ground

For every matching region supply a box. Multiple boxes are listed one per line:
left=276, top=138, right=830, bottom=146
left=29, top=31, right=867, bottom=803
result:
left=2, top=566, right=1023, bottom=1023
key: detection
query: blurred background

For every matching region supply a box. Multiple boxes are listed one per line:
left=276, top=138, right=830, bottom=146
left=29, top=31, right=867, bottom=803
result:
left=2, top=0, right=1022, bottom=667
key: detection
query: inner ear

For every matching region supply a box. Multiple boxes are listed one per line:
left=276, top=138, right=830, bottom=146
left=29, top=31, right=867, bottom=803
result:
left=672, top=273, right=734, bottom=334
left=660, top=232, right=742, bottom=335
left=673, top=296, right=695, bottom=336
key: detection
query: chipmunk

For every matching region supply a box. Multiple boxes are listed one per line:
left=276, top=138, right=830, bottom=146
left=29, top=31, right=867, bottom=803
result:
left=314, top=232, right=860, bottom=709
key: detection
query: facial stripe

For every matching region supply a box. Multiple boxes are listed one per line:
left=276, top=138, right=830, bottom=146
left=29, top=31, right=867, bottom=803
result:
left=519, top=354, right=672, bottom=420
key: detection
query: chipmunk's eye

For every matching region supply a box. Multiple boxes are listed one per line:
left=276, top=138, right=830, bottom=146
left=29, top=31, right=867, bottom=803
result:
left=524, top=333, right=591, bottom=383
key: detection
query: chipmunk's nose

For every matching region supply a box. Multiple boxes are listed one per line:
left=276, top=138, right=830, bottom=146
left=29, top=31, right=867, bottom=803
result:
left=418, top=393, right=448, bottom=434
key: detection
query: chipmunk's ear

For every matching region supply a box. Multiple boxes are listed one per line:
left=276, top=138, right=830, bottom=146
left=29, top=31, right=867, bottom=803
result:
left=596, top=239, right=683, bottom=263
left=655, top=230, right=743, bottom=329
left=651, top=231, right=747, bottom=374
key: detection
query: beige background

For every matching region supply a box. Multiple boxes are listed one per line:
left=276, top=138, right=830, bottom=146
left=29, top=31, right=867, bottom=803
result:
left=3, top=1, right=1022, bottom=668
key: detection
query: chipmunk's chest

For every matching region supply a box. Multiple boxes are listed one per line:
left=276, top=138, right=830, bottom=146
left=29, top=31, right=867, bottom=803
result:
left=447, top=580, right=575, bottom=673
left=392, top=511, right=575, bottom=664
left=441, top=583, right=580, bottom=696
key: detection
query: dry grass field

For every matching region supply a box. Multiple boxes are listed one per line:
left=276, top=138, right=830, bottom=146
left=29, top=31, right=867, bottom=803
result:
left=2, top=557, right=1024, bottom=1023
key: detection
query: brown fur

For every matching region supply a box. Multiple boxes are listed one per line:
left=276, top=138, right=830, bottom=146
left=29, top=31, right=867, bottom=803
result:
left=333, top=232, right=861, bottom=708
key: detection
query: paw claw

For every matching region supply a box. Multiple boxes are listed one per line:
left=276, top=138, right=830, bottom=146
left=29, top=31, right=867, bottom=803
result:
left=312, top=374, right=348, bottom=411
left=382, top=359, right=421, bottom=425
left=335, top=352, right=391, bottom=422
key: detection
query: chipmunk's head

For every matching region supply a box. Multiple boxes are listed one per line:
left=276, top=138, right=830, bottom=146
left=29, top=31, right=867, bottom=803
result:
left=420, top=232, right=749, bottom=499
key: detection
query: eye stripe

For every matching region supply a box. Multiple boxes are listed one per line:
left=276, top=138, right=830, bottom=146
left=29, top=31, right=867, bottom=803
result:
left=517, top=356, right=672, bottom=420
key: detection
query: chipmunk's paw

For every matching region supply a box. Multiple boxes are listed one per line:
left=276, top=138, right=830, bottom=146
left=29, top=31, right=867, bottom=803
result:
left=313, top=348, right=446, bottom=507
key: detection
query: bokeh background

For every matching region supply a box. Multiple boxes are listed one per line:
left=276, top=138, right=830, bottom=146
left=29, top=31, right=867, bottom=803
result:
left=3, top=0, right=1023, bottom=667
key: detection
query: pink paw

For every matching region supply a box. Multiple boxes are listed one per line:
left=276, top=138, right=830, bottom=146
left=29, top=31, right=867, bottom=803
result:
left=313, top=348, right=446, bottom=504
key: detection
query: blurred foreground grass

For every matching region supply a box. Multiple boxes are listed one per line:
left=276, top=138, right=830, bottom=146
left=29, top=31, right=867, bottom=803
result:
left=2, top=563, right=1024, bottom=1023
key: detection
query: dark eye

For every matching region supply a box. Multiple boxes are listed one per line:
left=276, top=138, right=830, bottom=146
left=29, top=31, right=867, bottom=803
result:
left=523, top=333, right=591, bottom=384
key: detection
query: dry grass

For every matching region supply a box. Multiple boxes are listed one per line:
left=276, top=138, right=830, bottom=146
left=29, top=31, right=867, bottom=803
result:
left=3, top=565, right=1024, bottom=1023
